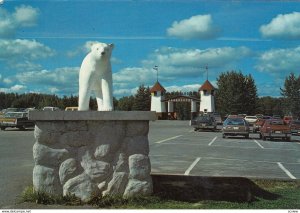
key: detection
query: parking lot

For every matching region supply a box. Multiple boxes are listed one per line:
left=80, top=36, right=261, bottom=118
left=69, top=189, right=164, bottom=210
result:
left=149, top=120, right=300, bottom=180
left=0, top=120, right=300, bottom=207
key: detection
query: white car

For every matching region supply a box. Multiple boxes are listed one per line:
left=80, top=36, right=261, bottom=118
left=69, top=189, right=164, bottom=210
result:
left=42, top=106, right=60, bottom=111
left=244, top=116, right=257, bottom=125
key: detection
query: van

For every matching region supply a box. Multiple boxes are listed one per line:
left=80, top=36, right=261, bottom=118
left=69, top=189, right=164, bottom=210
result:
left=65, top=107, right=78, bottom=111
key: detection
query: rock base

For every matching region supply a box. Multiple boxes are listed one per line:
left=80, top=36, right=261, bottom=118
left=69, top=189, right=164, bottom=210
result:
left=29, top=111, right=156, bottom=202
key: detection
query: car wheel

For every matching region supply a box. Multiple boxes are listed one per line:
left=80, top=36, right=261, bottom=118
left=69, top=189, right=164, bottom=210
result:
left=18, top=126, right=25, bottom=131
left=259, top=133, right=262, bottom=139
left=0, top=127, right=5, bottom=131
left=286, top=137, right=291, bottom=142
left=245, top=134, right=249, bottom=139
left=262, top=136, right=266, bottom=141
left=222, top=134, right=226, bottom=138
left=194, top=128, right=198, bottom=131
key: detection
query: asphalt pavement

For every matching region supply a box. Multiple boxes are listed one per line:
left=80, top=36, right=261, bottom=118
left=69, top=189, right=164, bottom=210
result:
left=1, top=121, right=300, bottom=207
left=149, top=120, right=300, bottom=179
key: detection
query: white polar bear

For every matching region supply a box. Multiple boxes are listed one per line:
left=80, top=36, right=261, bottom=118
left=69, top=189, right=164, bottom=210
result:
left=78, top=42, right=114, bottom=111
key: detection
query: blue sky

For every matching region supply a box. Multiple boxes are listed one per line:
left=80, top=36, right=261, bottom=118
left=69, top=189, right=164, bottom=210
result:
left=0, top=0, right=300, bottom=98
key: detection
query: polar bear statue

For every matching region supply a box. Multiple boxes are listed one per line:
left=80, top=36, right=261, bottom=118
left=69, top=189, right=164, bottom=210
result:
left=78, top=42, right=114, bottom=111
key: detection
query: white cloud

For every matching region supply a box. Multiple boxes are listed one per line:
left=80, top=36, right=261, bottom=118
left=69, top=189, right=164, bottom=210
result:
left=167, top=14, right=219, bottom=39
left=3, top=78, right=12, bottom=84
left=0, top=5, right=39, bottom=38
left=13, top=67, right=79, bottom=94
left=0, top=84, right=27, bottom=93
left=260, top=12, right=300, bottom=39
left=142, top=46, right=251, bottom=77
left=111, top=46, right=250, bottom=97
left=0, top=39, right=55, bottom=60
left=113, top=87, right=138, bottom=97
left=113, top=67, right=156, bottom=85
left=165, top=84, right=201, bottom=92
left=11, top=84, right=26, bottom=92
left=0, top=39, right=55, bottom=72
left=256, top=46, right=300, bottom=73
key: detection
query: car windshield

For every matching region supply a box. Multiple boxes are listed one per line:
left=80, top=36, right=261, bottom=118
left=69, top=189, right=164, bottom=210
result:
left=263, top=116, right=271, bottom=119
left=270, top=120, right=284, bottom=125
left=197, top=116, right=211, bottom=122
left=291, top=120, right=300, bottom=125
left=5, top=112, right=25, bottom=118
left=225, top=118, right=245, bottom=126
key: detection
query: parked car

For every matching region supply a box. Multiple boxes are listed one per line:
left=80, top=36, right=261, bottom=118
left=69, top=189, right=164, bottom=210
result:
left=222, top=117, right=250, bottom=138
left=212, top=112, right=222, bottom=125
left=283, top=116, right=293, bottom=125
left=259, top=119, right=291, bottom=141
left=272, top=115, right=281, bottom=119
left=244, top=116, right=257, bottom=125
left=43, top=106, right=60, bottom=111
left=65, top=107, right=78, bottom=111
left=255, top=114, right=263, bottom=119
left=253, top=116, right=272, bottom=133
left=191, top=115, right=217, bottom=131
left=237, top=114, right=247, bottom=118
left=0, top=112, right=35, bottom=130
left=290, top=120, right=300, bottom=135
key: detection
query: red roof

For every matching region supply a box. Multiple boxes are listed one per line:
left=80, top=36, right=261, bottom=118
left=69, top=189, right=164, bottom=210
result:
left=150, top=81, right=166, bottom=93
left=198, top=80, right=215, bottom=91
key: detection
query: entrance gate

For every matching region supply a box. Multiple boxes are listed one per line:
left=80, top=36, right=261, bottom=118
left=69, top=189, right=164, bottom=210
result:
left=162, top=95, right=199, bottom=120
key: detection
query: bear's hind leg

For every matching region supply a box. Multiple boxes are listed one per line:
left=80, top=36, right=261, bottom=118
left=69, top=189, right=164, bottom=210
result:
left=94, top=89, right=104, bottom=111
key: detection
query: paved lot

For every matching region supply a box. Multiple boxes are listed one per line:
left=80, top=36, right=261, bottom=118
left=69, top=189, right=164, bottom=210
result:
left=0, top=120, right=300, bottom=207
left=149, top=121, right=300, bottom=180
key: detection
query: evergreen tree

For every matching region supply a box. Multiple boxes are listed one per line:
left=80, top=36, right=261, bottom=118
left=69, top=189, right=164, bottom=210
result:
left=280, top=73, right=300, bottom=117
left=116, top=96, right=135, bottom=111
left=132, top=85, right=151, bottom=111
left=215, top=71, right=258, bottom=116
left=256, top=96, right=284, bottom=116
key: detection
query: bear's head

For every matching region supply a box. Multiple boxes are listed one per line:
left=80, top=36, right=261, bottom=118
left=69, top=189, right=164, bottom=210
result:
left=90, top=42, right=114, bottom=61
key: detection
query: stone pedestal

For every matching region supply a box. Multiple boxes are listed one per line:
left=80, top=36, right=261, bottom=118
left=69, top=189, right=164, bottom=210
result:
left=29, top=111, right=156, bottom=202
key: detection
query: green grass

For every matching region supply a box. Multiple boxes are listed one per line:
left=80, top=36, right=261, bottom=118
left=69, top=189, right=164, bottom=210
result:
left=20, top=179, right=300, bottom=209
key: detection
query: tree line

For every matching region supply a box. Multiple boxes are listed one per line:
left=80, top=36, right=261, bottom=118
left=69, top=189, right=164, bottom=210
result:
left=1, top=71, right=299, bottom=119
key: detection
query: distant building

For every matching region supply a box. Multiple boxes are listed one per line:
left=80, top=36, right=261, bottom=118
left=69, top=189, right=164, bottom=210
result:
left=150, top=81, right=167, bottom=119
left=199, top=80, right=215, bottom=113
left=150, top=79, right=216, bottom=119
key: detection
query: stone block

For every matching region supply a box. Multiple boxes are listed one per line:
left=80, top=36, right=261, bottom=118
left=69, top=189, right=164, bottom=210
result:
left=59, top=158, right=81, bottom=185
left=123, top=178, right=153, bottom=197
left=33, top=165, right=62, bottom=195
left=94, top=144, right=110, bottom=159
left=103, top=172, right=128, bottom=196
left=128, top=154, right=151, bottom=180
left=31, top=111, right=154, bottom=201
left=33, top=143, right=69, bottom=167
left=63, top=173, right=100, bottom=202
left=114, top=152, right=128, bottom=173
left=80, top=151, right=111, bottom=182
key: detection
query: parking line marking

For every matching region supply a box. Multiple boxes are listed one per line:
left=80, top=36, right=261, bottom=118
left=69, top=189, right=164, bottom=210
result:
left=253, top=139, right=264, bottom=149
left=155, top=135, right=183, bottom=144
left=184, top=157, right=201, bottom=175
left=277, top=162, right=296, bottom=179
left=208, top=136, right=218, bottom=146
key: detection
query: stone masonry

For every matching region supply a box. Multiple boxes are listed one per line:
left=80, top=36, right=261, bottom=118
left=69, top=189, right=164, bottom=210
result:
left=29, top=111, right=156, bottom=202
